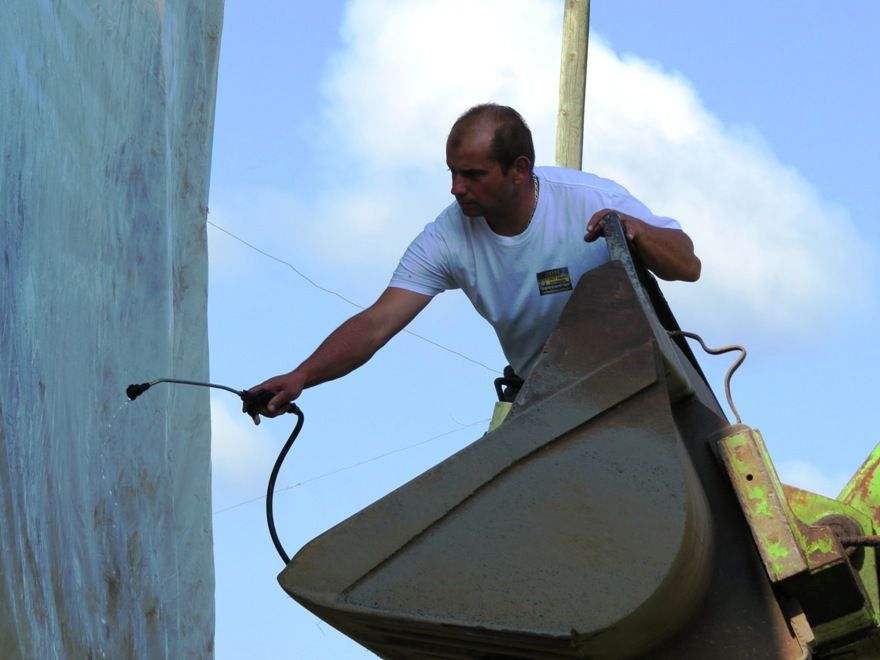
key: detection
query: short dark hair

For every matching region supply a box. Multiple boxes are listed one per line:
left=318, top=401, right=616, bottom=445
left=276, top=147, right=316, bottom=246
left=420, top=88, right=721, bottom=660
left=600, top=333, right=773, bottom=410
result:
left=449, top=103, right=535, bottom=174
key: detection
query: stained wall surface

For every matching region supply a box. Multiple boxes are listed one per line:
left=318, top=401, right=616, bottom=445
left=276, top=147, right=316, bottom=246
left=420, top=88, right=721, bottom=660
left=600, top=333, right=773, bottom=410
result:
left=0, top=2, right=223, bottom=657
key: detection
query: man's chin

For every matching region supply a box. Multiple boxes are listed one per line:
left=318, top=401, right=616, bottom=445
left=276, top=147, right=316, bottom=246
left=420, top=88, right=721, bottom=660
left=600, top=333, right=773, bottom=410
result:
left=458, top=202, right=483, bottom=218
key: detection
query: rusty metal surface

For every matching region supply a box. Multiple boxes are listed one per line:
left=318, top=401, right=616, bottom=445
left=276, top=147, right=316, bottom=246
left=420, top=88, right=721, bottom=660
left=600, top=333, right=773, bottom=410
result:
left=781, top=487, right=880, bottom=653
left=717, top=427, right=880, bottom=653
left=645, top=399, right=807, bottom=659
left=717, top=427, right=812, bottom=580
left=840, top=443, right=880, bottom=531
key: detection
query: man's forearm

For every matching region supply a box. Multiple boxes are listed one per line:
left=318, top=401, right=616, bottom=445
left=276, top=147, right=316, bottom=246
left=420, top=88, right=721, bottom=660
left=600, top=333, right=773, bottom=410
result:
left=247, top=287, right=432, bottom=423
left=631, top=223, right=701, bottom=282
left=585, top=210, right=701, bottom=282
left=295, top=310, right=389, bottom=389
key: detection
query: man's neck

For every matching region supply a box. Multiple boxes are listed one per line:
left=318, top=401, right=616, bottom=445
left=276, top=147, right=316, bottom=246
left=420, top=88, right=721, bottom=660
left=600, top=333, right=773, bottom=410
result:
left=484, top=174, right=537, bottom=237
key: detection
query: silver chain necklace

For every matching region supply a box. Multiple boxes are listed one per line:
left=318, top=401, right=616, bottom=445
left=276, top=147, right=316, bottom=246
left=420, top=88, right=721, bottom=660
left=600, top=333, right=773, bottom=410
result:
left=527, top=174, right=540, bottom=227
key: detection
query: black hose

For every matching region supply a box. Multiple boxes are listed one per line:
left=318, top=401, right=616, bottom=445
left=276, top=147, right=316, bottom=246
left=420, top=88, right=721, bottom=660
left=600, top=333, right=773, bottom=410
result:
left=266, top=404, right=304, bottom=564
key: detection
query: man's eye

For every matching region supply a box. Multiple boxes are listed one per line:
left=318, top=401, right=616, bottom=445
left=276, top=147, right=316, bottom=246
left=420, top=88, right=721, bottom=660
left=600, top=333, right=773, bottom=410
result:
left=448, top=169, right=483, bottom=180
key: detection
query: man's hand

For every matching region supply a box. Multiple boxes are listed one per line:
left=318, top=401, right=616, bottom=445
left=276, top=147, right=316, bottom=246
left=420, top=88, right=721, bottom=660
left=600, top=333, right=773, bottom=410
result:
left=245, top=370, right=307, bottom=425
left=584, top=208, right=701, bottom=282
left=584, top=209, right=643, bottom=243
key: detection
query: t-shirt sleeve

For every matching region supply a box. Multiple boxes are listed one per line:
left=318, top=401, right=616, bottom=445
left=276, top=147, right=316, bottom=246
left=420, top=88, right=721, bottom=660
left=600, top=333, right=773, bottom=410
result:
left=389, top=221, right=456, bottom=297
left=605, top=188, right=681, bottom=231
left=609, top=195, right=681, bottom=229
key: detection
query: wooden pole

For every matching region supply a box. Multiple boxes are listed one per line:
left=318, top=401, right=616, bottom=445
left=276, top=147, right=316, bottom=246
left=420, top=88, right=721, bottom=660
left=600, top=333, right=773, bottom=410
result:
left=555, top=0, right=590, bottom=169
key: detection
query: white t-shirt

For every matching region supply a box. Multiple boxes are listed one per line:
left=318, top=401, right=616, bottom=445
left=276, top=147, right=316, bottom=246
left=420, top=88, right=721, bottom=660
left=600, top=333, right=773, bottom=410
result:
left=389, top=166, right=681, bottom=377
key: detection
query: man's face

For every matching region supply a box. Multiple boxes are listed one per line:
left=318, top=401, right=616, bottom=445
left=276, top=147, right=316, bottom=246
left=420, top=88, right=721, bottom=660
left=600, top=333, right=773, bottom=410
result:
left=445, top=127, right=516, bottom=219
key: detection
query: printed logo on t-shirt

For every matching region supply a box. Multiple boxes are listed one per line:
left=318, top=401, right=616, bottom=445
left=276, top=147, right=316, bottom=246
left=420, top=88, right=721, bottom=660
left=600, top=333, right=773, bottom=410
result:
left=536, top=267, right=573, bottom=296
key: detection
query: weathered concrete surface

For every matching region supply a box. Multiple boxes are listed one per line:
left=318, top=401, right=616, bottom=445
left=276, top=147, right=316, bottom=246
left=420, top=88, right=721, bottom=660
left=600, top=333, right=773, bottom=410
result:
left=0, top=2, right=222, bottom=657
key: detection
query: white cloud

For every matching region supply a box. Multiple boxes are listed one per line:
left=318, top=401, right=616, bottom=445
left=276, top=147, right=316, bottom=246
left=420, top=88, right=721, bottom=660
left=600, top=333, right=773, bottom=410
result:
left=776, top=458, right=850, bottom=498
left=289, top=0, right=875, bottom=343
left=210, top=396, right=277, bottom=490
left=322, top=0, right=562, bottom=169
left=580, top=46, right=874, bottom=341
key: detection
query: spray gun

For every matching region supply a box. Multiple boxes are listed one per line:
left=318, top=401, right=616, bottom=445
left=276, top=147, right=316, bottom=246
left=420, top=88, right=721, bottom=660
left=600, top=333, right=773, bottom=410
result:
left=125, top=378, right=296, bottom=418
left=126, top=378, right=302, bottom=564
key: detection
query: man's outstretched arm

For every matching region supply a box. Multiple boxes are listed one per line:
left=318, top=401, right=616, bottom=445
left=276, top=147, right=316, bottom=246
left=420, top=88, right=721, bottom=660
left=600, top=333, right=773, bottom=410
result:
left=247, top=286, right=432, bottom=424
left=585, top=209, right=701, bottom=282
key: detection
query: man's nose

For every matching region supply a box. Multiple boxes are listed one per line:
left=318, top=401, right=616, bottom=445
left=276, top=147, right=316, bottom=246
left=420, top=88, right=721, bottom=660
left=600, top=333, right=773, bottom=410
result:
left=450, top=174, right=466, bottom=197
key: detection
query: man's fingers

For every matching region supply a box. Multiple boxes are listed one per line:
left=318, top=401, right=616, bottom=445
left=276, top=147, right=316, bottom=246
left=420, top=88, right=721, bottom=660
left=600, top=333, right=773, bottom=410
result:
left=268, top=391, right=291, bottom=414
left=584, top=220, right=604, bottom=242
left=244, top=371, right=303, bottom=423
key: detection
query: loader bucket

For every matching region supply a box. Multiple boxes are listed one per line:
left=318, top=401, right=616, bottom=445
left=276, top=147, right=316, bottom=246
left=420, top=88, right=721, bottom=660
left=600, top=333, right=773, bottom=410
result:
left=279, top=222, right=810, bottom=658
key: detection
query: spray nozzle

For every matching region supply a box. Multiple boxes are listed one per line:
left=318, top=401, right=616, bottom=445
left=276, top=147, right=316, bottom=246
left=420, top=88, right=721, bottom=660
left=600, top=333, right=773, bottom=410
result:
left=126, top=382, right=153, bottom=400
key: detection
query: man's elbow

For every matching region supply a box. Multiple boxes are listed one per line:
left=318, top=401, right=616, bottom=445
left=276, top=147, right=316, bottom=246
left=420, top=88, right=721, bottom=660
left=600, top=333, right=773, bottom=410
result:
left=670, top=230, right=701, bottom=282
left=682, top=255, right=701, bottom=282
left=657, top=255, right=701, bottom=282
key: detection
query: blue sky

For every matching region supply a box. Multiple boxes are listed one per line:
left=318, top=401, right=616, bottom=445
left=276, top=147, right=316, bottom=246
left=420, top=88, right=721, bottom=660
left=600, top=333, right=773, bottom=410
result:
left=206, top=2, right=879, bottom=657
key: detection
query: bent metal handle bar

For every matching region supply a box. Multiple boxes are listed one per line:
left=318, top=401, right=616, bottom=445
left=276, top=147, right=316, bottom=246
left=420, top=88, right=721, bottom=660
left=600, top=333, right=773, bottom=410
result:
left=600, top=212, right=715, bottom=393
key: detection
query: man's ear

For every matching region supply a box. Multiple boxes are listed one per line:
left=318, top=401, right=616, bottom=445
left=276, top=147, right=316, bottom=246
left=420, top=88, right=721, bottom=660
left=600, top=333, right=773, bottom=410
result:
left=512, top=155, right=533, bottom=184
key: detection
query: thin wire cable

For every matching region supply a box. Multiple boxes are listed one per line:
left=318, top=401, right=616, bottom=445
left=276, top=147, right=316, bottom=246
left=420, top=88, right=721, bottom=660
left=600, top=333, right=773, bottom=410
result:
left=208, top=220, right=499, bottom=374
left=212, top=417, right=489, bottom=515
left=668, top=330, right=747, bottom=424
left=209, top=221, right=364, bottom=308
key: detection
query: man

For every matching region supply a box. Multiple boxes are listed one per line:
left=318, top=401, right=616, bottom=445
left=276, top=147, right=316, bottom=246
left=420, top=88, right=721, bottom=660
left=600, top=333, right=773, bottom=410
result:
left=247, top=104, right=699, bottom=423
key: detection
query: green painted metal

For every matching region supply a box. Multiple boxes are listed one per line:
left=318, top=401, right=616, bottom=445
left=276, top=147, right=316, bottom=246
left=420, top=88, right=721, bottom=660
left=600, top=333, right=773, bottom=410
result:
left=840, top=442, right=880, bottom=528
left=717, top=427, right=810, bottom=580
left=718, top=427, right=880, bottom=653
left=813, top=606, right=876, bottom=649
left=785, top=484, right=880, bottom=629
left=487, top=401, right=512, bottom=433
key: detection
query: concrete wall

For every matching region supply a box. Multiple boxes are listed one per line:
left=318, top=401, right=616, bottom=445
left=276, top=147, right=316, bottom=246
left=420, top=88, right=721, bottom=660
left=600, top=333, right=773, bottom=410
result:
left=1, top=1, right=222, bottom=657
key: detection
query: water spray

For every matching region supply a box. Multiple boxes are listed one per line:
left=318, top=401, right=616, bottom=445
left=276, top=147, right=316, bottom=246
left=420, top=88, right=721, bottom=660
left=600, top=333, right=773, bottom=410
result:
left=126, top=377, right=303, bottom=564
